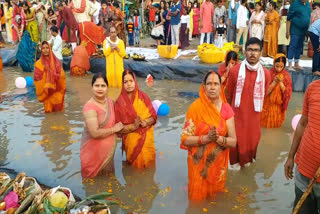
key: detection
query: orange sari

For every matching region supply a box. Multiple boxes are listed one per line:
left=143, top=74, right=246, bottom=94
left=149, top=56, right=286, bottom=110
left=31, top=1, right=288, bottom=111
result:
left=70, top=42, right=90, bottom=76
left=79, top=22, right=105, bottom=56
left=34, top=43, right=66, bottom=113
left=181, top=84, right=234, bottom=201
left=115, top=73, right=157, bottom=169
left=263, top=10, right=280, bottom=58
left=80, top=98, right=116, bottom=178
left=261, top=54, right=292, bottom=128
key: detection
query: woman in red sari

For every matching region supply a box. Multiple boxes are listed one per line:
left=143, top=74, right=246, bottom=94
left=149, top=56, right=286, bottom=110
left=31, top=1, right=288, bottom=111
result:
left=115, top=70, right=157, bottom=169
left=261, top=53, right=292, bottom=128
left=80, top=73, right=124, bottom=178
left=218, top=51, right=239, bottom=90
left=34, top=41, right=66, bottom=113
left=181, top=71, right=237, bottom=201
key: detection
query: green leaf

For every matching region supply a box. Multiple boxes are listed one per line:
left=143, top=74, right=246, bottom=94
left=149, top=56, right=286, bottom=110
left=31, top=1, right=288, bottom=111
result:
left=86, top=192, right=113, bottom=200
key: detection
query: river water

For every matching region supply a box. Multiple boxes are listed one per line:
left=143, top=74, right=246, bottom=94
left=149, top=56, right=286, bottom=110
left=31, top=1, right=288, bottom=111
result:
left=0, top=67, right=303, bottom=214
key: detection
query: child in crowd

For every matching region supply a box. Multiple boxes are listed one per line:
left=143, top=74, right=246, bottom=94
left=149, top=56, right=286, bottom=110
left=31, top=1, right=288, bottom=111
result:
left=179, top=7, right=190, bottom=49
left=126, top=16, right=134, bottom=46
left=214, top=16, right=227, bottom=48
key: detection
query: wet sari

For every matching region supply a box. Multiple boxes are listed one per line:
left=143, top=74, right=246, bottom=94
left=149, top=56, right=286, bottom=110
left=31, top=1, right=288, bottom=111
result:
left=34, top=42, right=66, bottom=113
left=16, top=31, right=37, bottom=72
left=261, top=54, right=292, bottom=128
left=80, top=98, right=116, bottom=178
left=79, top=22, right=105, bottom=56
left=115, top=73, right=157, bottom=169
left=70, top=42, right=90, bottom=76
left=181, top=83, right=234, bottom=201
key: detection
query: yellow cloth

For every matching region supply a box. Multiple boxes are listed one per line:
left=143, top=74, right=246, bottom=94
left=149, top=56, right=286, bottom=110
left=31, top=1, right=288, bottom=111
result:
left=278, top=16, right=290, bottom=46
left=26, top=8, right=39, bottom=43
left=4, top=6, right=13, bottom=43
left=189, top=9, right=194, bottom=37
left=124, top=94, right=156, bottom=169
left=103, top=37, right=126, bottom=88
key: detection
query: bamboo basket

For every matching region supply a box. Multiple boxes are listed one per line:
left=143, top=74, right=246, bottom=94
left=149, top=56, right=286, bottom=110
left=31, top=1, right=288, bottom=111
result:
left=0, top=173, right=11, bottom=196
left=157, top=45, right=178, bottom=59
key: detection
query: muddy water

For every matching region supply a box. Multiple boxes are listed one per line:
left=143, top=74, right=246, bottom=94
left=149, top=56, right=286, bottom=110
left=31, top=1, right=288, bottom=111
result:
left=0, top=67, right=303, bottom=214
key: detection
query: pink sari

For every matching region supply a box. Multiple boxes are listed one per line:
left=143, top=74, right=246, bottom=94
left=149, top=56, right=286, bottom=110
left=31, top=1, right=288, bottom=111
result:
left=80, top=98, right=116, bottom=178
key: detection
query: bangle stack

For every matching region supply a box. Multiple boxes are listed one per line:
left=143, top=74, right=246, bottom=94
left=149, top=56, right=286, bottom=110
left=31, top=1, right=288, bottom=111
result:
left=198, top=135, right=204, bottom=145
left=222, top=136, right=227, bottom=147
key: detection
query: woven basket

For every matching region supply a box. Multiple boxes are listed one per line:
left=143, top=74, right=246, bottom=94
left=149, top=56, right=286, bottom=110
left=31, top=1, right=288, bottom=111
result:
left=157, top=45, right=178, bottom=59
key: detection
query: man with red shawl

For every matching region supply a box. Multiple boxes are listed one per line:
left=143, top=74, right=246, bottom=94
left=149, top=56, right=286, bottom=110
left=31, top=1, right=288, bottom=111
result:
left=34, top=41, right=66, bottom=113
left=226, top=37, right=271, bottom=170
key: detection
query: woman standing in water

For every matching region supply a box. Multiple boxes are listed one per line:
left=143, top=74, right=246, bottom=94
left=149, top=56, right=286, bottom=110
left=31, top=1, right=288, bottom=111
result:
left=261, top=54, right=292, bottom=128
left=34, top=41, right=66, bottom=113
left=115, top=70, right=157, bottom=169
left=80, top=73, right=124, bottom=178
left=181, top=71, right=236, bottom=201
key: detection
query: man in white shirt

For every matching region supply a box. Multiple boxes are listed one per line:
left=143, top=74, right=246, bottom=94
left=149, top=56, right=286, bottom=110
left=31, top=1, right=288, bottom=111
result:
left=236, top=0, right=249, bottom=51
left=92, top=0, right=101, bottom=25
left=48, top=26, right=63, bottom=62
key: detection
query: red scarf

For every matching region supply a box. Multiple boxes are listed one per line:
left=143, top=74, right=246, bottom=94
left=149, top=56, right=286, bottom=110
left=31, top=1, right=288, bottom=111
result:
left=34, top=42, right=62, bottom=93
left=115, top=72, right=157, bottom=163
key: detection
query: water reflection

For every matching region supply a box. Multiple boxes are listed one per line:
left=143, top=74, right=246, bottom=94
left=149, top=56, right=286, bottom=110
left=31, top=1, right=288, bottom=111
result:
left=0, top=69, right=303, bottom=213
left=39, top=113, right=72, bottom=172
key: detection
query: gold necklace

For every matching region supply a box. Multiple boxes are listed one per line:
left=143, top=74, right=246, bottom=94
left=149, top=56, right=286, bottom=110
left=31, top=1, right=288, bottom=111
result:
left=93, top=97, right=106, bottom=105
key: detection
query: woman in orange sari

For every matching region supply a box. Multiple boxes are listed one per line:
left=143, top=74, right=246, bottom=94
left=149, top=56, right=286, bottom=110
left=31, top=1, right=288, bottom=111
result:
left=70, top=41, right=90, bottom=76
left=115, top=70, right=157, bottom=169
left=80, top=73, right=124, bottom=178
left=181, top=71, right=237, bottom=201
left=263, top=2, right=279, bottom=58
left=218, top=51, right=239, bottom=90
left=34, top=41, right=66, bottom=113
left=261, top=53, right=292, bottom=128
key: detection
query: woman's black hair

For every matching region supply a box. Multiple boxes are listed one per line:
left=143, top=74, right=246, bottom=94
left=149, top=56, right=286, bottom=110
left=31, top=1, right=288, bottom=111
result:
left=5, top=0, right=12, bottom=8
left=48, top=8, right=54, bottom=15
left=22, top=1, right=31, bottom=14
left=226, top=51, right=238, bottom=65
left=274, top=56, right=287, bottom=66
left=92, top=73, right=109, bottom=86
left=245, top=37, right=262, bottom=51
left=256, top=2, right=262, bottom=7
left=160, top=0, right=166, bottom=10
left=270, top=1, right=277, bottom=9
left=122, top=69, right=135, bottom=83
left=113, top=2, right=119, bottom=8
left=203, top=71, right=221, bottom=84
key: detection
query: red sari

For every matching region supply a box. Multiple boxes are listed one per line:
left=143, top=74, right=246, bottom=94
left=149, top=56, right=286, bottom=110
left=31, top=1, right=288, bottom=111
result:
left=226, top=64, right=271, bottom=166
left=192, top=7, right=200, bottom=35
left=261, top=54, right=292, bottom=128
left=80, top=98, right=116, bottom=178
left=114, top=73, right=157, bottom=169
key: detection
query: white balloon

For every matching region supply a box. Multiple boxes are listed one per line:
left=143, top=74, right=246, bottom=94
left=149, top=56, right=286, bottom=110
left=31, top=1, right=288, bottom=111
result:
left=15, top=77, right=27, bottom=89
left=152, top=100, right=162, bottom=113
